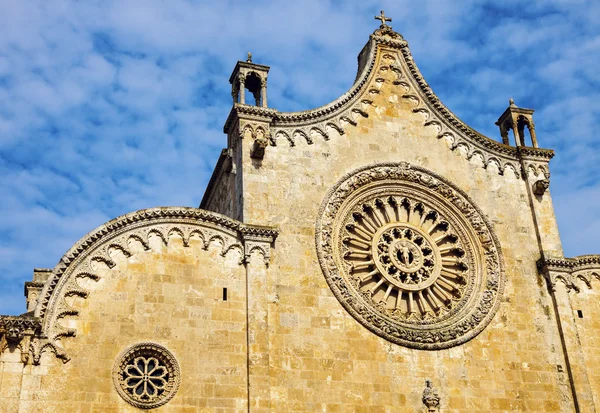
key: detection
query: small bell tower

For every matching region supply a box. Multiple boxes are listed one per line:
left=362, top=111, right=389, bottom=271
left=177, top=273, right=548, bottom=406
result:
left=230, top=52, right=269, bottom=108
left=495, top=98, right=538, bottom=147
left=224, top=52, right=276, bottom=162
left=212, top=53, right=277, bottom=221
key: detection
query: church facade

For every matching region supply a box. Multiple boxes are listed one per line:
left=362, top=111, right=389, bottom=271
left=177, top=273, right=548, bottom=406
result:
left=1, top=13, right=599, bottom=413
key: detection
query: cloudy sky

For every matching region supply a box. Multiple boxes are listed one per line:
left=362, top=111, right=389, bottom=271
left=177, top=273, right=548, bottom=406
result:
left=1, top=0, right=598, bottom=314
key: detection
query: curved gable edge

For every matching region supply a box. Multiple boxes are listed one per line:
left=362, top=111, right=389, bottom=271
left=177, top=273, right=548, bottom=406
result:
left=0, top=206, right=277, bottom=365
left=264, top=28, right=553, bottom=176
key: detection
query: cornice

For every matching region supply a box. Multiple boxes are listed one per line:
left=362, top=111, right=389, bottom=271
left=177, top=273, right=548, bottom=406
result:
left=271, top=36, right=382, bottom=126
left=517, top=146, right=555, bottom=161
left=239, top=28, right=555, bottom=177
left=266, top=31, right=407, bottom=129
left=34, top=206, right=278, bottom=320
left=0, top=315, right=42, bottom=332
left=539, top=255, right=600, bottom=292
left=396, top=44, right=523, bottom=159
left=224, top=104, right=277, bottom=133
left=542, top=255, right=600, bottom=271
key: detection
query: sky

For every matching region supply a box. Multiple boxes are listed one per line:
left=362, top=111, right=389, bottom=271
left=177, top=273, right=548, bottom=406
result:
left=0, top=0, right=599, bottom=315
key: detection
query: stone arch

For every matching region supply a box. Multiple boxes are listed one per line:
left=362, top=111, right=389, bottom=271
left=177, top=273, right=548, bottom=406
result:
left=31, top=207, right=276, bottom=363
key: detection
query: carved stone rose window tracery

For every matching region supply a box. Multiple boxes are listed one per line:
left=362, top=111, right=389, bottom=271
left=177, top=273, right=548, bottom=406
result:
left=316, top=162, right=505, bottom=349
left=113, top=343, right=180, bottom=409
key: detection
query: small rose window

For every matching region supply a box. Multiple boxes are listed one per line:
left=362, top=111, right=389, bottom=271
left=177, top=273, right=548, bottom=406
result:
left=113, top=343, right=180, bottom=409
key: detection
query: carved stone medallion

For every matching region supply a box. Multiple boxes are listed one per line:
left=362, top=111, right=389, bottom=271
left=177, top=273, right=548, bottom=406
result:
left=113, top=342, right=181, bottom=409
left=316, top=162, right=504, bottom=349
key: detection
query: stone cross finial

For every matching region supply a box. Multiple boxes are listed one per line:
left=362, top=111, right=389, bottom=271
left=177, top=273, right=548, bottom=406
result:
left=247, top=52, right=252, bottom=63
left=375, top=10, right=392, bottom=27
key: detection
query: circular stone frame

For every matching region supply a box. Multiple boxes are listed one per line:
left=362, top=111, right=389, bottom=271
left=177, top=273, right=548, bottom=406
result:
left=315, top=162, right=505, bottom=350
left=112, top=342, right=181, bottom=409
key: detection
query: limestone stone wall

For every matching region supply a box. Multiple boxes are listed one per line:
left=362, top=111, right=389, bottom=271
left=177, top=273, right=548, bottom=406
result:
left=563, top=285, right=600, bottom=409
left=1, top=28, right=593, bottom=413
left=569, top=286, right=600, bottom=406
left=202, top=150, right=238, bottom=220
left=1, top=221, right=251, bottom=413
left=232, top=42, right=574, bottom=411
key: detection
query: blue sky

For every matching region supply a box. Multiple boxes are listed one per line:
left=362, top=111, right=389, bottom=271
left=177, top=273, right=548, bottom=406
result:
left=1, top=0, right=598, bottom=314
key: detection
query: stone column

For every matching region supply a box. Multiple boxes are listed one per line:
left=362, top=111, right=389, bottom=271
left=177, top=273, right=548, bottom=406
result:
left=518, top=123, right=526, bottom=146
left=239, top=74, right=246, bottom=105
left=261, top=79, right=268, bottom=108
left=499, top=122, right=509, bottom=145
left=512, top=124, right=522, bottom=146
left=529, top=124, right=538, bottom=148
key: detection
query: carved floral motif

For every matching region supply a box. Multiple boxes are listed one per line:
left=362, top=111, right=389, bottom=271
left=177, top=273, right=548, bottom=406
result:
left=113, top=342, right=180, bottom=409
left=316, top=163, right=505, bottom=349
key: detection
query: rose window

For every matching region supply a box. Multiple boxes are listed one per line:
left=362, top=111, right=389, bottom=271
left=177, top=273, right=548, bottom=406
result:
left=113, top=343, right=180, bottom=409
left=123, top=356, right=168, bottom=401
left=316, top=163, right=504, bottom=349
left=344, top=198, right=468, bottom=318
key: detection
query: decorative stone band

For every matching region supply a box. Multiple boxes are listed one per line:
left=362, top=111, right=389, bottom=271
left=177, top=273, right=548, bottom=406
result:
left=539, top=255, right=600, bottom=292
left=224, top=26, right=554, bottom=178
left=223, top=104, right=277, bottom=135
left=34, top=207, right=277, bottom=322
left=0, top=315, right=42, bottom=364
left=0, top=316, right=41, bottom=343
left=518, top=146, right=554, bottom=180
left=316, top=162, right=505, bottom=350
left=0, top=207, right=277, bottom=366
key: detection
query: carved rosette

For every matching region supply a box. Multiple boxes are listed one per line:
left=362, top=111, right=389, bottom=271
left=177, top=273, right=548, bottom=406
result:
left=316, top=163, right=504, bottom=349
left=113, top=342, right=180, bottom=409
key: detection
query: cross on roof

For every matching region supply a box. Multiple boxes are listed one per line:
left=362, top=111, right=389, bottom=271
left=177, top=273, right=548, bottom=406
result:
left=375, top=10, right=392, bottom=27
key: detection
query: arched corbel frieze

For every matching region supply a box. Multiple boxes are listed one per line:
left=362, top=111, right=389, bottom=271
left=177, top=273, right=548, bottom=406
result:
left=540, top=255, right=600, bottom=293
left=267, top=27, right=552, bottom=179
left=0, top=207, right=277, bottom=365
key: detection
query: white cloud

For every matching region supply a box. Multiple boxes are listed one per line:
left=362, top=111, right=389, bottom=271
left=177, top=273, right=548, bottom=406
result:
left=0, top=0, right=598, bottom=314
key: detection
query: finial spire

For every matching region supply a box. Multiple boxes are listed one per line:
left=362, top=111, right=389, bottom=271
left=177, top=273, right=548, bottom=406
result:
left=247, top=52, right=253, bottom=63
left=375, top=10, right=392, bottom=28
left=509, top=97, right=515, bottom=106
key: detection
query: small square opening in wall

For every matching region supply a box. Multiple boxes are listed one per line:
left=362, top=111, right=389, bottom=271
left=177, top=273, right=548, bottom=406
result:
left=577, top=310, right=583, bottom=319
left=223, top=288, right=228, bottom=301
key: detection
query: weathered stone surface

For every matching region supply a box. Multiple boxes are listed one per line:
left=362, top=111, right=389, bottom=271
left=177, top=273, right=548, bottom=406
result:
left=2, top=14, right=599, bottom=413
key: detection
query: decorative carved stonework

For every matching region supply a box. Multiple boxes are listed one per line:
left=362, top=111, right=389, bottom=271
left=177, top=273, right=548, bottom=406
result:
left=540, top=255, right=600, bottom=292
left=265, top=33, right=547, bottom=179
left=344, top=199, right=469, bottom=318
left=316, top=163, right=505, bottom=349
left=533, top=179, right=550, bottom=195
left=113, top=342, right=181, bottom=409
left=250, top=127, right=270, bottom=159
left=0, top=316, right=41, bottom=343
left=241, top=225, right=276, bottom=266
left=10, top=207, right=278, bottom=365
left=0, top=315, right=42, bottom=364
left=422, top=379, right=440, bottom=412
